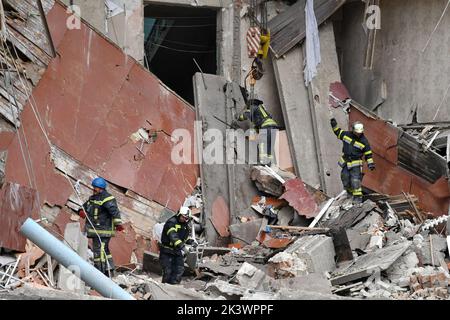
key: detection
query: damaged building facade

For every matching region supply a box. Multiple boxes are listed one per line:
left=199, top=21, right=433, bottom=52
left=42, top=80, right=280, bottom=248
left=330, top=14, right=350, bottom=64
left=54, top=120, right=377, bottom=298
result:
left=0, top=0, right=449, bottom=300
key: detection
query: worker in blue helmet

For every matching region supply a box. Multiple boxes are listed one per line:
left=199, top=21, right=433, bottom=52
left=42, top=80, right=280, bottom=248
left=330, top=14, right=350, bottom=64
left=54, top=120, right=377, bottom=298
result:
left=78, top=177, right=124, bottom=277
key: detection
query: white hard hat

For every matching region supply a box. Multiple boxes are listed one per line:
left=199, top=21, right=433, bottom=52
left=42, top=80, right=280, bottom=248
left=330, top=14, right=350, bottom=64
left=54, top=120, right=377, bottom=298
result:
left=353, top=122, right=364, bottom=134
left=178, top=206, right=192, bottom=218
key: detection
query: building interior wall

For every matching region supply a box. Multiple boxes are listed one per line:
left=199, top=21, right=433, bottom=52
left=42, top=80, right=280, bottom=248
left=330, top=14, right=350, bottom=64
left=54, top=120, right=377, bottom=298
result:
left=337, top=0, right=450, bottom=125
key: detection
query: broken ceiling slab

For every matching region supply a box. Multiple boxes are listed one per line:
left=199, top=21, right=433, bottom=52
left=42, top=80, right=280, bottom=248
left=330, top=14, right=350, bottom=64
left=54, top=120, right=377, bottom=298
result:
left=229, top=219, right=263, bottom=245
left=250, top=166, right=288, bottom=197
left=269, top=273, right=332, bottom=295
left=144, top=278, right=211, bottom=300
left=198, top=260, right=242, bottom=277
left=205, top=279, right=246, bottom=299
left=5, top=283, right=107, bottom=300
left=324, top=200, right=379, bottom=231
left=235, top=262, right=268, bottom=290
left=278, top=288, right=353, bottom=300
left=268, top=0, right=346, bottom=58
left=280, top=178, right=318, bottom=218
left=330, top=241, right=412, bottom=286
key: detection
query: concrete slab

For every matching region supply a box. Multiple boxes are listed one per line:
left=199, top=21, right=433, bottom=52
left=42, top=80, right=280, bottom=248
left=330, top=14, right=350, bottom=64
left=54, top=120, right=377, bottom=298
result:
left=235, top=262, right=268, bottom=290
left=285, top=235, right=336, bottom=274
left=270, top=273, right=332, bottom=294
left=229, top=219, right=263, bottom=245
left=193, top=73, right=258, bottom=245
left=272, top=23, right=347, bottom=196
left=331, top=241, right=412, bottom=286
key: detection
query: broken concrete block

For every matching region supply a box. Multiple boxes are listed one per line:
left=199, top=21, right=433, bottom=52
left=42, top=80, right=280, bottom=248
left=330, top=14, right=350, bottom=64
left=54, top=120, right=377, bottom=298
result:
left=277, top=206, right=294, bottom=226
left=250, top=166, right=285, bottom=196
left=144, top=278, right=211, bottom=300
left=235, top=262, right=267, bottom=290
left=229, top=219, right=263, bottom=245
left=278, top=288, right=352, bottom=300
left=241, top=291, right=279, bottom=300
left=417, top=235, right=448, bottom=267
left=268, top=251, right=308, bottom=278
left=206, top=280, right=246, bottom=299
left=143, top=251, right=162, bottom=274
left=269, top=273, right=332, bottom=294
left=285, top=235, right=336, bottom=274
left=346, top=229, right=371, bottom=251
left=331, top=241, right=412, bottom=286
left=386, top=250, right=419, bottom=284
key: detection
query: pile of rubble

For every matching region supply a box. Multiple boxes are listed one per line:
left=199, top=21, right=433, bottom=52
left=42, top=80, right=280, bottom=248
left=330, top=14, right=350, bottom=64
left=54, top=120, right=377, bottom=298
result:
left=134, top=165, right=450, bottom=300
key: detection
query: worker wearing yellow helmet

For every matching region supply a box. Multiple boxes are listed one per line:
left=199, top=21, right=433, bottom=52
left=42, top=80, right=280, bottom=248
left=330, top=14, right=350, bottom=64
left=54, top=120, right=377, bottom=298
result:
left=331, top=118, right=375, bottom=205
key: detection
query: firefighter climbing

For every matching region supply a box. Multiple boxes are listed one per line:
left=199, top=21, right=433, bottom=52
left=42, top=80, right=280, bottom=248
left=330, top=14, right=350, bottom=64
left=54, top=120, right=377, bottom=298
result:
left=330, top=118, right=375, bottom=205
left=236, top=0, right=279, bottom=166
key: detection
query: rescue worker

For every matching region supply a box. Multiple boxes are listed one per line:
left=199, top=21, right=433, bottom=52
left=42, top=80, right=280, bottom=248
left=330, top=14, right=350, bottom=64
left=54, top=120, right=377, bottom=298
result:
left=78, top=177, right=124, bottom=277
left=236, top=99, right=278, bottom=165
left=159, top=207, right=193, bottom=284
left=331, top=118, right=375, bottom=205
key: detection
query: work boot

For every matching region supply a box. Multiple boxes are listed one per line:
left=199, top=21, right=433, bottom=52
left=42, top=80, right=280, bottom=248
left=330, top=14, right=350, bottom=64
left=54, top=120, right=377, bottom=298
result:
left=352, top=196, right=363, bottom=206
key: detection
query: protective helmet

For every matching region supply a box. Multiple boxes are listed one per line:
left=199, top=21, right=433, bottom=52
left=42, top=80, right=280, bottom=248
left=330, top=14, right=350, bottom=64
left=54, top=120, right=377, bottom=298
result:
left=352, top=121, right=364, bottom=134
left=178, top=206, right=192, bottom=219
left=92, top=177, right=107, bottom=189
left=247, top=99, right=264, bottom=107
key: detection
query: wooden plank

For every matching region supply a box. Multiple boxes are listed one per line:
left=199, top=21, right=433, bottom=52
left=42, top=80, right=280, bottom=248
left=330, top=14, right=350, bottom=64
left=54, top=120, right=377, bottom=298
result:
left=268, top=0, right=346, bottom=57
left=46, top=254, right=54, bottom=286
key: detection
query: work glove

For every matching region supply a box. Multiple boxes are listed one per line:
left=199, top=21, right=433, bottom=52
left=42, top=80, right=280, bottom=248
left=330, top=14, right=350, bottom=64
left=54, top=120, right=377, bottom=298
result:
left=330, top=118, right=337, bottom=128
left=78, top=209, right=86, bottom=219
left=368, top=163, right=376, bottom=171
left=181, top=245, right=188, bottom=257
left=115, top=224, right=125, bottom=232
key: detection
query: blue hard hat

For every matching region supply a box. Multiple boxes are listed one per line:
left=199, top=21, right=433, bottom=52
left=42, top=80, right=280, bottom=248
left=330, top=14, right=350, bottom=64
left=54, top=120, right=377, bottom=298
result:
left=92, top=177, right=107, bottom=189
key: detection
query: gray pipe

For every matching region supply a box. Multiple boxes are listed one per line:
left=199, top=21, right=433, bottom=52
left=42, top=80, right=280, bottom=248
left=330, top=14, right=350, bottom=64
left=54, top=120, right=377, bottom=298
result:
left=20, top=218, right=134, bottom=300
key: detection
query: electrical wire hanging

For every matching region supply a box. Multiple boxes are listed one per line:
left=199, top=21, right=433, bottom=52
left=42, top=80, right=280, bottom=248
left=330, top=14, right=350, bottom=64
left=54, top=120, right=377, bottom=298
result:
left=148, top=41, right=215, bottom=54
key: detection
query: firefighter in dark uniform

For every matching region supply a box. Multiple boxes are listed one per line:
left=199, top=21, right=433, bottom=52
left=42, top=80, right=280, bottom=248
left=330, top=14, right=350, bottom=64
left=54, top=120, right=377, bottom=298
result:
left=236, top=99, right=278, bottom=165
left=159, top=207, right=192, bottom=284
left=331, top=118, right=375, bottom=204
left=78, top=177, right=124, bottom=277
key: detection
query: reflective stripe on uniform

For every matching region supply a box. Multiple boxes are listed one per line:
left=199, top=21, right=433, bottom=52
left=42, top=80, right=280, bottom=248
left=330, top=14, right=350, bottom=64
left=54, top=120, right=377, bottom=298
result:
left=113, top=218, right=122, bottom=224
left=90, top=196, right=115, bottom=206
left=367, top=158, right=374, bottom=164
left=261, top=118, right=277, bottom=127
left=352, top=188, right=363, bottom=196
left=167, top=224, right=181, bottom=235
left=347, top=160, right=363, bottom=168
left=259, top=106, right=268, bottom=118
left=174, top=240, right=182, bottom=247
left=364, top=150, right=373, bottom=156
left=354, top=141, right=365, bottom=150
left=343, top=136, right=353, bottom=144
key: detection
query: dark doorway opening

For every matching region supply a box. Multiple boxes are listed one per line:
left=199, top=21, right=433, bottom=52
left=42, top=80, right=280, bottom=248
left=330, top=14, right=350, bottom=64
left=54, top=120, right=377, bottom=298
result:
left=144, top=4, right=217, bottom=105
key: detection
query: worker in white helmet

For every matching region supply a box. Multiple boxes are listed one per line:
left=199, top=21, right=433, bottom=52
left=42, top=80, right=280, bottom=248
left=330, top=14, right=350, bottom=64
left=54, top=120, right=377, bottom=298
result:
left=331, top=118, right=375, bottom=205
left=159, top=207, right=192, bottom=284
